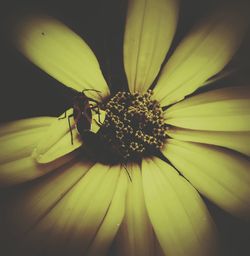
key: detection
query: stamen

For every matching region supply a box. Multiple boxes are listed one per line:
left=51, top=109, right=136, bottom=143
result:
left=99, top=90, right=168, bottom=160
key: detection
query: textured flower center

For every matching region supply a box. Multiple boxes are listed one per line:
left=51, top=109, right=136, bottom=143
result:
left=98, top=90, right=168, bottom=160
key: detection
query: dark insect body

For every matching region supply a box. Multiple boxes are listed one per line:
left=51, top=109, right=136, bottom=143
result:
left=59, top=88, right=102, bottom=145
left=72, top=89, right=101, bottom=134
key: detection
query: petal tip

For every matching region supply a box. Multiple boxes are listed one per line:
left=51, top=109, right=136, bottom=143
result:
left=31, top=148, right=44, bottom=163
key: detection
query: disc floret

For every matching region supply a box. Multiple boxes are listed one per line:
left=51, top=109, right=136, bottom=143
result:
left=99, top=90, right=168, bottom=160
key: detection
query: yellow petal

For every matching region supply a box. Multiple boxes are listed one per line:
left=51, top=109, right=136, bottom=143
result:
left=201, top=67, right=236, bottom=87
left=33, top=109, right=82, bottom=163
left=0, top=152, right=76, bottom=188
left=163, top=140, right=250, bottom=219
left=13, top=15, right=109, bottom=100
left=2, top=159, right=93, bottom=239
left=124, top=0, right=179, bottom=93
left=164, top=86, right=250, bottom=131
left=0, top=126, right=49, bottom=164
left=153, top=3, right=249, bottom=106
left=0, top=117, right=76, bottom=187
left=90, top=109, right=106, bottom=134
left=167, top=127, right=250, bottom=156
left=0, top=116, right=54, bottom=136
left=18, top=163, right=120, bottom=256
left=87, top=167, right=128, bottom=256
left=142, top=157, right=218, bottom=256
left=116, top=163, right=155, bottom=256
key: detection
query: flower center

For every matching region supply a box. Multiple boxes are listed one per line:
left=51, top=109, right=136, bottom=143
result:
left=98, top=90, right=168, bottom=161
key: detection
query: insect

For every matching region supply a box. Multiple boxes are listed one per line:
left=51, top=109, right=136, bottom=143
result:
left=59, top=88, right=132, bottom=181
left=59, top=88, right=102, bottom=145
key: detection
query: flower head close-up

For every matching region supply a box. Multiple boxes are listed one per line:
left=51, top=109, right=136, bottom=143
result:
left=0, top=0, right=250, bottom=255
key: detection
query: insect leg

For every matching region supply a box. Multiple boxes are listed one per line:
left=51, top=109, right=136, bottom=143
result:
left=122, top=163, right=132, bottom=182
left=90, top=105, right=102, bottom=124
left=58, top=110, right=67, bottom=120
left=67, top=113, right=74, bottom=145
left=58, top=110, right=75, bottom=144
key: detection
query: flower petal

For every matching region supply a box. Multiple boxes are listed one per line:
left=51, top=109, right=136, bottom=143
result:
left=142, top=157, right=218, bottom=256
left=87, top=168, right=128, bottom=256
left=0, top=152, right=76, bottom=188
left=167, top=127, right=250, bottom=156
left=124, top=0, right=179, bottom=93
left=116, top=163, right=155, bottom=256
left=163, top=140, right=250, bottom=219
left=32, top=109, right=82, bottom=163
left=164, top=86, right=250, bottom=131
left=0, top=116, right=54, bottom=136
left=90, top=109, right=106, bottom=134
left=13, top=15, right=109, bottom=100
left=153, top=3, right=249, bottom=106
left=0, top=117, right=76, bottom=187
left=1, top=159, right=93, bottom=240
left=11, top=163, right=121, bottom=256
left=0, top=123, right=50, bottom=164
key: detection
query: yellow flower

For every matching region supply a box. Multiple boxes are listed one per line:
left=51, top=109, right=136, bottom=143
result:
left=1, top=0, right=250, bottom=255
